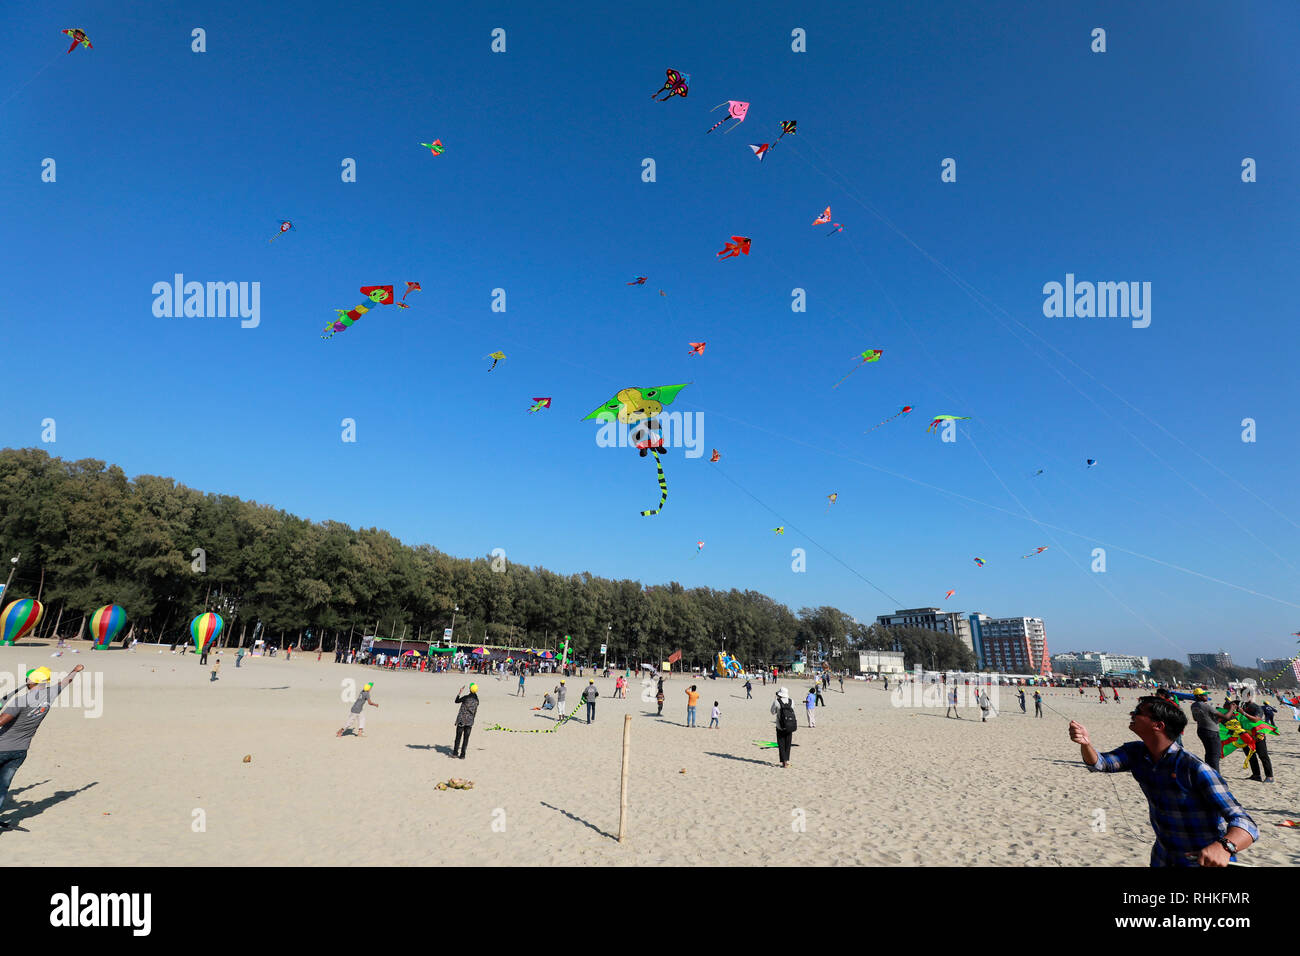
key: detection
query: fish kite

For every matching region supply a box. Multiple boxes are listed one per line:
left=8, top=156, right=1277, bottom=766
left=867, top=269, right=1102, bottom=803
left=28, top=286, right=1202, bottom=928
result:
left=944, top=590, right=955, bottom=601
left=1021, top=547, right=1048, bottom=559
left=269, top=220, right=294, bottom=242
left=812, top=207, right=832, bottom=226
left=401, top=282, right=421, bottom=301
left=627, top=276, right=647, bottom=285
left=62, top=28, right=92, bottom=53
left=709, top=449, right=720, bottom=462
left=826, top=493, right=837, bottom=511
left=485, top=351, right=506, bottom=371
left=420, top=140, right=445, bottom=155
left=688, top=342, right=706, bottom=356
left=772, top=527, right=784, bottom=535
left=528, top=397, right=551, bottom=414
left=833, top=350, right=883, bottom=389
left=583, top=385, right=690, bottom=516
left=927, top=415, right=971, bottom=433
left=322, top=285, right=400, bottom=339
left=749, top=143, right=770, bottom=161
left=973, top=557, right=985, bottom=567
left=706, top=100, right=749, bottom=134
left=652, top=69, right=690, bottom=101
left=865, top=405, right=913, bottom=433
left=717, top=236, right=751, bottom=259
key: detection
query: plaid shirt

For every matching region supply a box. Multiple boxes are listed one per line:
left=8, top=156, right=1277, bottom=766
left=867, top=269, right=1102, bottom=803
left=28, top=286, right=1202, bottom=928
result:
left=1089, top=739, right=1259, bottom=866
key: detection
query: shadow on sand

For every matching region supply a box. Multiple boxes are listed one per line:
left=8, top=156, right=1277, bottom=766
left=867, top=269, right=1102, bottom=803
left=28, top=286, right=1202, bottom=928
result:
left=539, top=801, right=617, bottom=841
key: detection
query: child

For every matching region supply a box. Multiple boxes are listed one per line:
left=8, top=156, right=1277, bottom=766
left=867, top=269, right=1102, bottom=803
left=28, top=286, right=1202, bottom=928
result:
left=211, top=656, right=222, bottom=682
left=709, top=701, right=720, bottom=729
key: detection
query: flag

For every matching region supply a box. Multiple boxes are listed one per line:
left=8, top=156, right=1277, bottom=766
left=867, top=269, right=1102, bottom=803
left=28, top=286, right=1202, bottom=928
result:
left=667, top=649, right=682, bottom=664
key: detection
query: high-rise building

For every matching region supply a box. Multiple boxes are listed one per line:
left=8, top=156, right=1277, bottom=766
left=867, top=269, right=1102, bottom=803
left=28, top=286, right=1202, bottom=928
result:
left=1257, top=657, right=1294, bottom=674
left=979, top=617, right=1050, bottom=676
left=876, top=608, right=973, bottom=658
left=1188, top=651, right=1232, bottom=669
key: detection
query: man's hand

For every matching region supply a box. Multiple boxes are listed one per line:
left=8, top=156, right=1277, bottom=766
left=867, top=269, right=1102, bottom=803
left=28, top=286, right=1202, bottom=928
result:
left=71, top=664, right=84, bottom=673
left=1197, top=841, right=1231, bottom=867
left=1068, top=720, right=1090, bottom=746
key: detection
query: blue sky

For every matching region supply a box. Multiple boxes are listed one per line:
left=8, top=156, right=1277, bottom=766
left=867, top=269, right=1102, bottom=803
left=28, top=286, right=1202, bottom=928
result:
left=3, top=0, right=1298, bottom=666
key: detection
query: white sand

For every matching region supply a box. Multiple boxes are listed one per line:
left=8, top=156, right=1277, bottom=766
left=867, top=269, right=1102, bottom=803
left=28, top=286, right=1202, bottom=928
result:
left=1, top=645, right=1296, bottom=866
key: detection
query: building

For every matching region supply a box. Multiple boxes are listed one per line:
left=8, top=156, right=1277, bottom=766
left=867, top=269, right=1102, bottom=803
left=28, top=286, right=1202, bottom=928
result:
left=857, top=649, right=906, bottom=675
left=979, top=617, right=1050, bottom=676
left=1188, top=651, right=1232, bottom=669
left=968, top=614, right=989, bottom=668
left=876, top=608, right=974, bottom=658
left=1258, top=657, right=1294, bottom=673
left=1053, top=651, right=1150, bottom=677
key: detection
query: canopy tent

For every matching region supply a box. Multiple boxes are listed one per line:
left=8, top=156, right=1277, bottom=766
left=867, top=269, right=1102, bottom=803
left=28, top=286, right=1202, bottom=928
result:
left=426, top=646, right=457, bottom=654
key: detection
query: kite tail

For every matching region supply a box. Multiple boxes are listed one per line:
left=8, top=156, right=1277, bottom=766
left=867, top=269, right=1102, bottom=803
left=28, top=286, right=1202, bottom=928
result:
left=488, top=360, right=498, bottom=371
left=705, top=118, right=728, bottom=134
left=640, top=448, right=668, bottom=516
left=66, top=39, right=78, bottom=53
left=321, top=302, right=370, bottom=340
left=831, top=365, right=860, bottom=389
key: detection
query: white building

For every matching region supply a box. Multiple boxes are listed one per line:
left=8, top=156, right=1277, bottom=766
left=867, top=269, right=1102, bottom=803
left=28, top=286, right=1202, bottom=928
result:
left=876, top=608, right=973, bottom=658
left=858, top=649, right=906, bottom=675
left=1052, top=651, right=1150, bottom=676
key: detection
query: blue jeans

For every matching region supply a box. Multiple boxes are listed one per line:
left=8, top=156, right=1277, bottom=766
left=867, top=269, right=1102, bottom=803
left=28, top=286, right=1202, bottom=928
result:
left=687, top=706, right=697, bottom=727
left=586, top=701, right=596, bottom=722
left=0, top=750, right=28, bottom=813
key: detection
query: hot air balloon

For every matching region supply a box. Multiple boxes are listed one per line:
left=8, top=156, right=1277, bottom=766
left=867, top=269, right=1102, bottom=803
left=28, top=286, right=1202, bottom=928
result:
left=190, top=612, right=224, bottom=655
left=88, top=604, right=128, bottom=649
left=0, top=599, right=44, bottom=646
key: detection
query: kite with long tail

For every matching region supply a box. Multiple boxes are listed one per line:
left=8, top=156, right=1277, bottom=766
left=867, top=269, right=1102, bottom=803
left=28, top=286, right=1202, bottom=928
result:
left=485, top=351, right=505, bottom=371
left=583, top=384, right=689, bottom=516
left=866, top=405, right=912, bottom=433
left=833, top=350, right=882, bottom=389
left=706, top=101, right=749, bottom=133
left=322, top=285, right=396, bottom=339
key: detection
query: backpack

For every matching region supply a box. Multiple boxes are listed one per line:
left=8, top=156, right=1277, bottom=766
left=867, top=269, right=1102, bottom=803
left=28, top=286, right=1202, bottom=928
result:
left=778, top=700, right=797, bottom=733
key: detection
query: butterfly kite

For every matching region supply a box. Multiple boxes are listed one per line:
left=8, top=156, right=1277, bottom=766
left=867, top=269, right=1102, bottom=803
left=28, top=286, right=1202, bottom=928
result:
left=688, top=342, right=706, bottom=356
left=717, top=236, right=750, bottom=259
left=627, top=276, right=647, bottom=285
left=973, top=558, right=985, bottom=567
left=652, top=69, right=690, bottom=101
left=833, top=350, right=883, bottom=389
left=269, top=220, right=294, bottom=242
left=709, top=449, right=720, bottom=462
left=866, top=406, right=913, bottom=433
left=583, top=384, right=690, bottom=516
left=322, top=285, right=404, bottom=339
left=62, top=28, right=92, bottom=52
left=1021, top=547, right=1048, bottom=559
left=706, top=101, right=749, bottom=134
left=485, top=351, right=506, bottom=371
left=396, top=282, right=421, bottom=309
left=528, top=397, right=551, bottom=414
left=927, top=415, right=970, bottom=433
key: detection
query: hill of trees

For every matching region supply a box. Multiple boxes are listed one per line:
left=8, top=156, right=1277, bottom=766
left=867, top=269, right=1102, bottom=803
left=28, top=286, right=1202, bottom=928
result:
left=0, top=448, right=974, bottom=671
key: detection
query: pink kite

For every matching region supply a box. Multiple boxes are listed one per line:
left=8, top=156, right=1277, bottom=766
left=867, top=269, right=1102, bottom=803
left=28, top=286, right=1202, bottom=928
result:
left=706, top=101, right=749, bottom=134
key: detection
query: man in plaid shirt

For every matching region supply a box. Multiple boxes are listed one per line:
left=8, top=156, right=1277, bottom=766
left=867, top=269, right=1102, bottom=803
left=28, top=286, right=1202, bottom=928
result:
left=1068, top=695, right=1258, bottom=866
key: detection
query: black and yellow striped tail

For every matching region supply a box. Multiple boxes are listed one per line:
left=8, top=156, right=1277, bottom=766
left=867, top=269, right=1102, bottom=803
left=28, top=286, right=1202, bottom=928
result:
left=641, top=448, right=668, bottom=516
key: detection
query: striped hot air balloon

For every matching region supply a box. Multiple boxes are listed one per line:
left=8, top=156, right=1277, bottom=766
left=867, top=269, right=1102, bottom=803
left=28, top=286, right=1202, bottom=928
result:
left=89, top=604, right=127, bottom=649
left=0, top=599, right=44, bottom=646
left=190, top=612, right=224, bottom=655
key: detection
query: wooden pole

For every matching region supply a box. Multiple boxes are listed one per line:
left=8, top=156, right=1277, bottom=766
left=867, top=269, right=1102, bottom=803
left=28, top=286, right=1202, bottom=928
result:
left=618, top=713, right=631, bottom=843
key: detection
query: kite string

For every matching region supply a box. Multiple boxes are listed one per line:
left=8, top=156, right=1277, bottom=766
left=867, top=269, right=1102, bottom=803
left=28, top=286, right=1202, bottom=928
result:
left=0, top=51, right=63, bottom=111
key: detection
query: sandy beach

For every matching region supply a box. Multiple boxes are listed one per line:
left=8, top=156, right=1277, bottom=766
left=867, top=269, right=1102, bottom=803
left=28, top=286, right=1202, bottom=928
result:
left=2, top=644, right=1296, bottom=867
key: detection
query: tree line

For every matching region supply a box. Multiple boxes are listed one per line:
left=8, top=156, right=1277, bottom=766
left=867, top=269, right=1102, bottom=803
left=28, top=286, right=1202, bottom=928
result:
left=0, top=449, right=974, bottom=671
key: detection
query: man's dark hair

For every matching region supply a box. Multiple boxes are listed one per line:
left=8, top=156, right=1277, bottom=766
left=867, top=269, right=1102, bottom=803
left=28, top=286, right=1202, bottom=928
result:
left=1138, top=695, right=1188, bottom=738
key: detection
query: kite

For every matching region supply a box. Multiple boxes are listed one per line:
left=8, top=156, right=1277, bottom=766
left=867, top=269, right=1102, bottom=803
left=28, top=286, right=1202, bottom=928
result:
left=944, top=590, right=955, bottom=601
left=659, top=289, right=666, bottom=296
left=582, top=385, right=690, bottom=516
left=1219, top=711, right=1278, bottom=769
left=825, top=493, right=837, bottom=511
left=1086, top=459, right=1097, bottom=468
left=717, top=236, right=751, bottom=259
left=706, top=100, right=749, bottom=134
left=420, top=140, right=445, bottom=155
left=832, top=350, right=883, bottom=389
left=62, top=28, right=92, bottom=53
left=749, top=143, right=770, bottom=161
left=528, top=397, right=551, bottom=414
left=485, top=351, right=506, bottom=371
left=709, top=449, right=720, bottom=462
left=627, top=276, right=647, bottom=285
left=688, top=342, right=706, bottom=356
left=927, top=415, right=971, bottom=433
left=826, top=222, right=845, bottom=236
left=652, top=69, right=690, bottom=101
left=772, top=527, right=784, bottom=535
left=973, top=558, right=985, bottom=567
left=692, top=541, right=705, bottom=559
left=1020, top=547, right=1048, bottom=559
left=1032, top=469, right=1044, bottom=477
left=812, top=207, right=832, bottom=226
left=865, top=405, right=913, bottom=433
left=269, top=220, right=294, bottom=242
left=322, top=285, right=399, bottom=339
left=773, top=120, right=796, bottom=144
left=487, top=698, right=586, bottom=733
left=401, top=282, right=421, bottom=301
